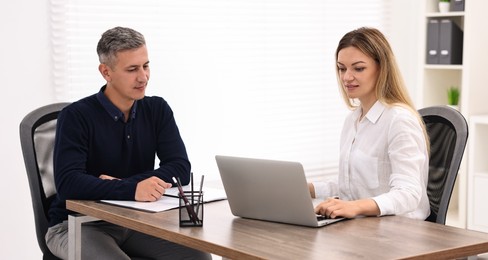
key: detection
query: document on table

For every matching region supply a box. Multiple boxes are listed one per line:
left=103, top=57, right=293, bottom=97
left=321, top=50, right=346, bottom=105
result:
left=100, top=186, right=227, bottom=213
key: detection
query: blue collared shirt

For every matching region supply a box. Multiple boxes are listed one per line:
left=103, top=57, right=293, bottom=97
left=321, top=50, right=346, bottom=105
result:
left=48, top=86, right=191, bottom=226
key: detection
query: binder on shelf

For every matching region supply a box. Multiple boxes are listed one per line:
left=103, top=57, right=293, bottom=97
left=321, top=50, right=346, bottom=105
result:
left=439, top=19, right=463, bottom=65
left=426, top=19, right=440, bottom=64
left=451, top=0, right=465, bottom=12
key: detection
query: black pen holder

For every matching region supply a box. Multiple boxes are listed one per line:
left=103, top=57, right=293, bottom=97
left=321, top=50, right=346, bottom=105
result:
left=179, top=191, right=203, bottom=227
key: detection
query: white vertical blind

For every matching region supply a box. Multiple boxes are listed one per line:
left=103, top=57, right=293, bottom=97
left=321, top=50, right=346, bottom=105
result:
left=50, top=0, right=390, bottom=181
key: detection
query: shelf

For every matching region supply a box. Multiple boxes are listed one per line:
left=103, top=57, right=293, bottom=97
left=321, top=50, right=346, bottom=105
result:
left=422, top=0, right=488, bottom=232
left=420, top=0, right=477, bottom=230
left=426, top=11, right=465, bottom=18
left=421, top=69, right=461, bottom=107
left=424, top=64, right=463, bottom=70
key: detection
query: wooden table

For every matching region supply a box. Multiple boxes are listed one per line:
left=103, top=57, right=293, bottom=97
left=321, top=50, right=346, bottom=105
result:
left=67, top=200, right=488, bottom=259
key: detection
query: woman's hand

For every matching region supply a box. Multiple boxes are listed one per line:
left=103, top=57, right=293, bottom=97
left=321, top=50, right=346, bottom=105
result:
left=314, top=198, right=380, bottom=219
left=308, top=183, right=316, bottom=198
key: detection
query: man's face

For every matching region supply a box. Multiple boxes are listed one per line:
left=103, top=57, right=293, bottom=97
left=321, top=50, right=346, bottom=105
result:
left=101, top=45, right=150, bottom=104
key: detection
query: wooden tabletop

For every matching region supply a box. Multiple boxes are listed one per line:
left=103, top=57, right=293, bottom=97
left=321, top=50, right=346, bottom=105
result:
left=67, top=200, right=488, bottom=259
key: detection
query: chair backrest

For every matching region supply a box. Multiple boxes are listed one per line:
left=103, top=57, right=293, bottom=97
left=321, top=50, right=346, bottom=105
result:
left=20, top=102, right=70, bottom=259
left=419, top=106, right=468, bottom=225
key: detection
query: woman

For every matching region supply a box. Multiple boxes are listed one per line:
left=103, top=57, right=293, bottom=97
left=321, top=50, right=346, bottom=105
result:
left=309, top=27, right=430, bottom=220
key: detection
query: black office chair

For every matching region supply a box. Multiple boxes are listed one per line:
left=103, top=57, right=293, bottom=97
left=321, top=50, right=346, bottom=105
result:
left=419, top=105, right=468, bottom=225
left=20, top=102, right=70, bottom=260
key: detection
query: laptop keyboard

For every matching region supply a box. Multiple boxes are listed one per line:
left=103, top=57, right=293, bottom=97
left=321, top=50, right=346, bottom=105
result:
left=316, top=215, right=329, bottom=221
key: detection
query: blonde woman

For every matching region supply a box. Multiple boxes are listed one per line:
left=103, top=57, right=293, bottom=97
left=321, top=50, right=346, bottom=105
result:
left=310, top=27, right=430, bottom=220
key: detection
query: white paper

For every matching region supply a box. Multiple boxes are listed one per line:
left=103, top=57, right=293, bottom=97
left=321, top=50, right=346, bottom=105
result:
left=101, top=186, right=227, bottom=213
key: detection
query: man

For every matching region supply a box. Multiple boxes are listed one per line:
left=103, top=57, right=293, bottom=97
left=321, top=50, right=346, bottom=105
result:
left=45, top=26, right=211, bottom=259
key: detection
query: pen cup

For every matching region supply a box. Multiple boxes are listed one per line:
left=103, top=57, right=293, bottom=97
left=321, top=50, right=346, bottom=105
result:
left=179, top=191, right=203, bottom=227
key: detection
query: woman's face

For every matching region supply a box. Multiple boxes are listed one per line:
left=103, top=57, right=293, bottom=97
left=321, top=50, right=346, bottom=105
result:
left=337, top=46, right=379, bottom=108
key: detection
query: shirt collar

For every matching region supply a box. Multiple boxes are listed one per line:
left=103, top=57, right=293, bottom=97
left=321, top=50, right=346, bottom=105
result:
left=354, top=100, right=385, bottom=124
left=363, top=100, right=385, bottom=124
left=96, top=85, right=138, bottom=122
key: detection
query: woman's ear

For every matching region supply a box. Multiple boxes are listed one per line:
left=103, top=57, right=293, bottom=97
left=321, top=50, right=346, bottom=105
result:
left=99, top=63, right=111, bottom=82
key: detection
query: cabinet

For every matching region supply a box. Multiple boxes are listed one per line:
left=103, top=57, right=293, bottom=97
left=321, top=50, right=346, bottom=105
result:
left=420, top=2, right=464, bottom=108
left=418, top=0, right=488, bottom=229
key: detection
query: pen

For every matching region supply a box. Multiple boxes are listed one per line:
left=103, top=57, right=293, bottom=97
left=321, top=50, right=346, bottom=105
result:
left=195, top=175, right=204, bottom=217
left=172, top=177, right=199, bottom=224
left=191, top=172, right=194, bottom=205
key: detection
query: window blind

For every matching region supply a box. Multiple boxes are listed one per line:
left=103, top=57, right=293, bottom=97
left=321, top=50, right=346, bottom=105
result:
left=50, top=0, right=390, bottom=181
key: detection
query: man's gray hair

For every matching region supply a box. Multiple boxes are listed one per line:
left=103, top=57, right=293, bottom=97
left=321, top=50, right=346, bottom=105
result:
left=97, top=26, right=146, bottom=68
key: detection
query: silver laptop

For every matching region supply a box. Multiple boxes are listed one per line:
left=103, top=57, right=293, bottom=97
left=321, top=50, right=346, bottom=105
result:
left=215, top=155, right=345, bottom=227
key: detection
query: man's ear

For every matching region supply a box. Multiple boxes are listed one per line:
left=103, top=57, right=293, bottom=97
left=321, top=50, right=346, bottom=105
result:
left=99, top=63, right=111, bottom=81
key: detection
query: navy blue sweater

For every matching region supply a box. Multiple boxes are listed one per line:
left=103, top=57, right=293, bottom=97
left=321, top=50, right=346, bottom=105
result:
left=48, top=86, right=191, bottom=226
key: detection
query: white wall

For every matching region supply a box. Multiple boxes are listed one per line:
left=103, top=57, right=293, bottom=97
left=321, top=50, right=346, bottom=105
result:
left=1, top=1, right=54, bottom=258
left=0, top=1, right=420, bottom=259
left=388, top=0, right=422, bottom=106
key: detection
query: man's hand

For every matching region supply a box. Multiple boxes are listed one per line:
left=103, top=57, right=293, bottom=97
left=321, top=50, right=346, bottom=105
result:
left=135, top=176, right=172, bottom=202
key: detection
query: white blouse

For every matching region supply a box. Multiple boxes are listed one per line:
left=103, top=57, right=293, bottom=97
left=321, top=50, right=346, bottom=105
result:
left=313, top=101, right=430, bottom=220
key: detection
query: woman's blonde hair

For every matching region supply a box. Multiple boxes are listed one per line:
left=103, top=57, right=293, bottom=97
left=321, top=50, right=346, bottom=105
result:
left=335, top=27, right=429, bottom=151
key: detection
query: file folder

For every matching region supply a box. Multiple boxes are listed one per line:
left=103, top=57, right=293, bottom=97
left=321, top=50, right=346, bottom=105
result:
left=439, top=19, right=463, bottom=65
left=426, top=19, right=440, bottom=64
